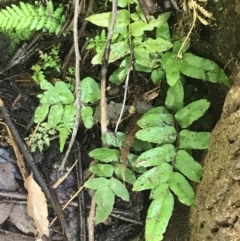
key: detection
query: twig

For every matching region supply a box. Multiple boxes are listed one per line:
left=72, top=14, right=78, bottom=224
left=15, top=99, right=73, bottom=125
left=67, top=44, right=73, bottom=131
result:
left=114, top=67, right=130, bottom=132
left=88, top=195, right=96, bottom=241
left=59, top=0, right=81, bottom=170
left=100, top=0, right=118, bottom=135
left=62, top=0, right=94, bottom=78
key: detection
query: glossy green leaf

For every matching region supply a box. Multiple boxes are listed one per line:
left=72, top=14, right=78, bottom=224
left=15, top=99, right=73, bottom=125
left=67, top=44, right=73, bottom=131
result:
left=136, top=126, right=177, bottom=144
left=95, top=185, right=115, bottom=224
left=137, top=107, right=174, bottom=128
left=173, top=38, right=190, bottom=54
left=179, top=130, right=211, bottom=150
left=135, top=144, right=176, bottom=167
left=133, top=163, right=172, bottom=191
left=127, top=153, right=147, bottom=173
left=109, top=40, right=130, bottom=63
left=150, top=183, right=169, bottom=200
left=151, top=68, right=165, bottom=85
left=81, top=77, right=100, bottom=104
left=165, top=79, right=184, bottom=112
left=109, top=57, right=130, bottom=85
left=109, top=177, right=129, bottom=201
left=86, top=10, right=130, bottom=28
left=132, top=139, right=152, bottom=152
left=89, top=164, right=114, bottom=177
left=175, top=99, right=210, bottom=128
left=115, top=164, right=136, bottom=184
left=130, top=12, right=171, bottom=37
left=89, top=148, right=119, bottom=162
left=162, top=52, right=182, bottom=86
left=48, top=104, right=63, bottom=127
left=84, top=177, right=109, bottom=190
left=146, top=191, right=174, bottom=241
left=102, top=132, right=126, bottom=147
left=81, top=106, right=94, bottom=129
left=55, top=81, right=74, bottom=103
left=175, top=150, right=202, bottom=182
left=62, top=105, right=76, bottom=128
left=156, top=22, right=171, bottom=41
left=34, top=105, right=49, bottom=123
left=170, top=172, right=195, bottom=206
left=181, top=53, right=230, bottom=86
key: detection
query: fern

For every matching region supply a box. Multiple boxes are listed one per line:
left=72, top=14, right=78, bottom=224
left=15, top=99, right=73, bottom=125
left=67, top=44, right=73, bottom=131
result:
left=0, top=1, right=65, bottom=53
left=29, top=47, right=76, bottom=152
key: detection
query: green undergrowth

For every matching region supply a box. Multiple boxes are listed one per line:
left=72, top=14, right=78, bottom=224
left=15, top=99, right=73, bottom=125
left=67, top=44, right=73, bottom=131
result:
left=20, top=0, right=230, bottom=240
left=83, top=0, right=230, bottom=240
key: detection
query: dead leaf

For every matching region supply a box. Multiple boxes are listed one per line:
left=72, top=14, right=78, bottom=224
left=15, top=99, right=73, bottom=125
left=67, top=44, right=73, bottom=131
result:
left=24, top=173, right=49, bottom=237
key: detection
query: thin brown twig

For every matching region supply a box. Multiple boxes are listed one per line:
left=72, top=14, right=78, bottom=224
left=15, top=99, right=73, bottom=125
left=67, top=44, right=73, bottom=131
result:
left=100, top=0, right=118, bottom=135
left=59, top=0, right=81, bottom=170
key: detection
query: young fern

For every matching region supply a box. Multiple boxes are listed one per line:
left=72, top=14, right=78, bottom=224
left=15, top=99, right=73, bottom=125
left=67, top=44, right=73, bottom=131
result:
left=0, top=0, right=65, bottom=48
left=1, top=1, right=64, bottom=34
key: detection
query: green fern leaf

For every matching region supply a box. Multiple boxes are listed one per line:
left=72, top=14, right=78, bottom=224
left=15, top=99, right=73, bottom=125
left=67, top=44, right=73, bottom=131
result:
left=30, top=17, right=39, bottom=30
left=46, top=0, right=54, bottom=15
left=25, top=2, right=36, bottom=15
left=52, top=7, right=63, bottom=19
left=6, top=6, right=17, bottom=17
left=37, top=5, right=46, bottom=16
left=2, top=9, right=11, bottom=18
left=36, top=17, right=47, bottom=31
left=57, top=123, right=70, bottom=152
left=11, top=4, right=23, bottom=16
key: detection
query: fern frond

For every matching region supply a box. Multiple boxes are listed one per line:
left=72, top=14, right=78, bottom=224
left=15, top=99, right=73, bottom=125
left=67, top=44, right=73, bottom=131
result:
left=57, top=123, right=71, bottom=152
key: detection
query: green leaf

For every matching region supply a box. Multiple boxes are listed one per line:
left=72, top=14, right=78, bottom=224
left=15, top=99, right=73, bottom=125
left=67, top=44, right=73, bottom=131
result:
left=175, top=150, right=203, bottom=182
left=86, top=12, right=111, bottom=27
left=135, top=144, right=176, bottom=167
left=175, top=99, right=210, bottom=128
left=137, top=107, right=174, bottom=128
left=150, top=183, right=169, bottom=200
left=179, top=130, right=211, bottom=150
left=102, top=132, right=126, bottom=147
left=84, top=177, right=109, bottom=190
left=81, top=77, right=100, bottom=104
left=130, top=12, right=171, bottom=37
left=62, top=105, right=76, bottom=129
left=136, top=126, right=177, bottom=144
left=133, top=163, right=172, bottom=191
left=109, top=57, right=130, bottom=85
left=89, top=148, right=119, bottom=162
left=181, top=53, right=230, bottom=86
left=162, top=52, right=182, bottom=86
left=146, top=191, right=174, bottom=241
left=156, top=22, right=171, bottom=41
left=89, top=164, right=114, bottom=177
left=34, top=105, right=49, bottom=123
left=95, top=185, right=115, bottom=224
left=109, top=177, right=129, bottom=201
left=165, top=79, right=184, bottom=112
left=48, top=104, right=64, bottom=127
left=55, top=81, right=74, bottom=103
left=151, top=68, right=166, bottom=85
left=109, top=40, right=130, bottom=63
left=115, top=164, right=136, bottom=184
left=170, top=172, right=195, bottom=206
left=173, top=38, right=190, bottom=54
left=81, top=106, right=94, bottom=129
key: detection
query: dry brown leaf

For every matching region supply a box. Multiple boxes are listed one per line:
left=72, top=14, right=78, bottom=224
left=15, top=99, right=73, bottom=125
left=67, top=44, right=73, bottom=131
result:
left=24, top=173, right=49, bottom=238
